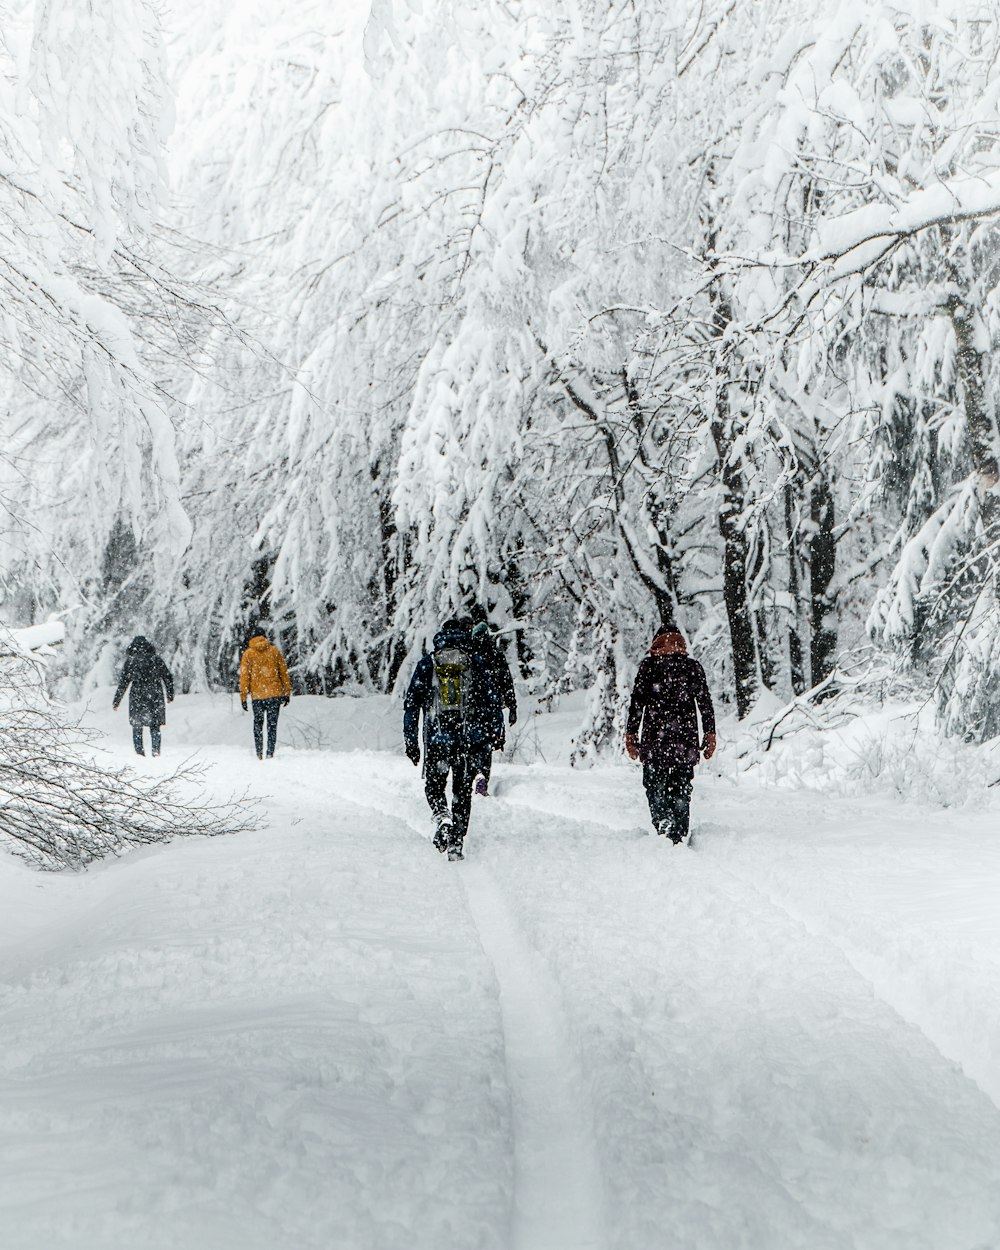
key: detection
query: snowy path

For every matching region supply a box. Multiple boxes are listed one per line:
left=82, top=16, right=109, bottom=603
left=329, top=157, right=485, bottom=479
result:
left=461, top=864, right=605, bottom=1250
left=3, top=717, right=1000, bottom=1249
left=0, top=754, right=513, bottom=1250
left=471, top=786, right=1000, bottom=1250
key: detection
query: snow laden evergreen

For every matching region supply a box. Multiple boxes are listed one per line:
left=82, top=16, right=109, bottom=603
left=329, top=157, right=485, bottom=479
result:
left=2, top=0, right=1000, bottom=749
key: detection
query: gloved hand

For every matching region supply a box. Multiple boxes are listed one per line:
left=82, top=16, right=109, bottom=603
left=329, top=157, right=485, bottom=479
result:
left=405, top=742, right=420, bottom=766
left=241, top=700, right=248, bottom=712
left=508, top=709, right=517, bottom=726
left=282, top=695, right=290, bottom=707
left=702, top=732, right=717, bottom=761
left=494, top=736, right=506, bottom=753
left=625, top=734, right=640, bottom=761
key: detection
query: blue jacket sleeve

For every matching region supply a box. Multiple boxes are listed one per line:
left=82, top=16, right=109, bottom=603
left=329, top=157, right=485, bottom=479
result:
left=479, top=661, right=504, bottom=742
left=403, top=657, right=431, bottom=747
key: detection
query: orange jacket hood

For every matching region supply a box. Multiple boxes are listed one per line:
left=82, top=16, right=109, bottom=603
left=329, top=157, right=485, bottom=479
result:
left=239, top=637, right=291, bottom=701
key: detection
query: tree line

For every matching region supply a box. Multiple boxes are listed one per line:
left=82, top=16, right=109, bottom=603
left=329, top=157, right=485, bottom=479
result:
left=2, top=0, right=999, bottom=748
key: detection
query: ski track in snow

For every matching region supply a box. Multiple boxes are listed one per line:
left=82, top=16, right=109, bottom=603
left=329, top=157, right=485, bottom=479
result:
left=4, top=720, right=1000, bottom=1250
left=287, top=751, right=611, bottom=1246
left=460, top=863, right=606, bottom=1250
left=473, top=774, right=1000, bottom=1250
left=307, top=751, right=1000, bottom=1249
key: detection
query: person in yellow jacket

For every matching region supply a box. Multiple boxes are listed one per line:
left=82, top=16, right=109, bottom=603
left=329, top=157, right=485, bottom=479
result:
left=239, top=634, right=292, bottom=758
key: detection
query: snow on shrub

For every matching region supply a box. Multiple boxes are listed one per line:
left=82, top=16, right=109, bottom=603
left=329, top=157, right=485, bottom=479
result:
left=0, top=629, right=254, bottom=869
left=738, top=674, right=1000, bottom=809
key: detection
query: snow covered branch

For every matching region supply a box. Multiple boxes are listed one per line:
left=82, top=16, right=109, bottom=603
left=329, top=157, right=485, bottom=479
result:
left=0, top=648, right=255, bottom=870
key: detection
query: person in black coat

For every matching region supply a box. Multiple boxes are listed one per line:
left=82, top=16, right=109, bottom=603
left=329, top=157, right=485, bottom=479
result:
left=113, top=635, right=174, bottom=756
left=625, top=624, right=716, bottom=843
left=467, top=620, right=517, bottom=796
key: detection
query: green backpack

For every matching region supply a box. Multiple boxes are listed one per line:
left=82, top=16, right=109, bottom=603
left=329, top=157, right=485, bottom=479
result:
left=431, top=645, right=470, bottom=724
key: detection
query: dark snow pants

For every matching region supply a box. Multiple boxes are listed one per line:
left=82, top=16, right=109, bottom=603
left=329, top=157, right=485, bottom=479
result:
left=424, top=745, right=475, bottom=841
left=252, top=697, right=282, bottom=758
left=642, top=764, right=693, bottom=838
left=132, top=725, right=162, bottom=756
left=469, top=741, right=499, bottom=786
left=132, top=725, right=162, bottom=750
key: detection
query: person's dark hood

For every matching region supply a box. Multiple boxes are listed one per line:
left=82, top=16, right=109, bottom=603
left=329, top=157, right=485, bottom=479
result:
left=432, top=620, right=471, bottom=651
left=127, top=635, right=156, bottom=656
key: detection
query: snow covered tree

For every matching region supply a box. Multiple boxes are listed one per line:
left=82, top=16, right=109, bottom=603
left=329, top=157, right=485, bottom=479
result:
left=732, top=3, right=1000, bottom=737
left=0, top=0, right=246, bottom=686
left=6, top=0, right=1000, bottom=753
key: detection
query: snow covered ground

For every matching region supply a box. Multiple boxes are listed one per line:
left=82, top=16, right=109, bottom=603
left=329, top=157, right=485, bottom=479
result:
left=2, top=692, right=1000, bottom=1249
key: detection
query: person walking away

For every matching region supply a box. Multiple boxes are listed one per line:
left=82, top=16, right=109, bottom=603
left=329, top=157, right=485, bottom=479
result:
left=403, top=617, right=503, bottom=860
left=468, top=619, right=517, bottom=796
left=239, top=634, right=291, bottom=759
left=625, top=624, right=716, bottom=843
left=113, top=635, right=174, bottom=756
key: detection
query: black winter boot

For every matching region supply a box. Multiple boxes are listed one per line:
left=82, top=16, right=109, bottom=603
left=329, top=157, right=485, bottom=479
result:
left=433, top=810, right=452, bottom=853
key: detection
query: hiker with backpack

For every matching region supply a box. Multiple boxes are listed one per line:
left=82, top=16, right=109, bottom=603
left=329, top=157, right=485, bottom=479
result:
left=113, top=635, right=174, bottom=757
left=403, top=617, right=504, bottom=860
left=467, top=619, right=517, bottom=796
left=625, top=623, right=716, bottom=844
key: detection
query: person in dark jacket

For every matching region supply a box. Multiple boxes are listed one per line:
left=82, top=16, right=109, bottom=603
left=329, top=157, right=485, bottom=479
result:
left=113, top=635, right=174, bottom=756
left=468, top=620, right=517, bottom=796
left=625, top=624, right=716, bottom=843
left=403, top=618, right=503, bottom=859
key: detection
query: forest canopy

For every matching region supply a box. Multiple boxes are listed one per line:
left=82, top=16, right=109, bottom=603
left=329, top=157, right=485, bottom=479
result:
left=2, top=0, right=999, bottom=748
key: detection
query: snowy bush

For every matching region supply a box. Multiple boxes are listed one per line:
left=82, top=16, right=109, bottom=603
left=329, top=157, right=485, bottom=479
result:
left=840, top=728, right=1000, bottom=809
left=0, top=638, right=254, bottom=870
left=738, top=663, right=1000, bottom=809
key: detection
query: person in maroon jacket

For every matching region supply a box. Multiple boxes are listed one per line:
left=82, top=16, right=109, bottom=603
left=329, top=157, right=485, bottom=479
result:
left=625, top=624, right=717, bottom=843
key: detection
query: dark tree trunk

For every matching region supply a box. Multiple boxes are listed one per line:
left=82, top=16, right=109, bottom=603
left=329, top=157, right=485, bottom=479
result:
left=622, top=368, right=681, bottom=625
left=809, top=475, right=837, bottom=688
left=783, top=483, right=807, bottom=696
left=373, top=465, right=407, bottom=691
left=711, top=389, right=759, bottom=719
left=750, top=529, right=776, bottom=692
left=946, top=294, right=999, bottom=489
left=945, top=288, right=1000, bottom=544
left=503, top=541, right=534, bottom=679
left=701, top=239, right=762, bottom=719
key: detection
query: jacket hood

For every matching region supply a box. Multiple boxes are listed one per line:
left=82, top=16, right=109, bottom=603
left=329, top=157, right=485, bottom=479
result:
left=650, top=630, right=687, bottom=656
left=127, top=635, right=155, bottom=655
left=249, top=635, right=271, bottom=651
left=433, top=622, right=471, bottom=651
